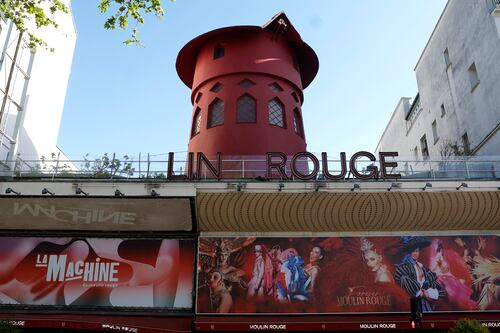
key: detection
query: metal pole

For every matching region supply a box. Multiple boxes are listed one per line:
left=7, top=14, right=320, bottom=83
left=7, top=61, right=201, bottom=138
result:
left=52, top=151, right=60, bottom=181
left=0, top=32, right=23, bottom=126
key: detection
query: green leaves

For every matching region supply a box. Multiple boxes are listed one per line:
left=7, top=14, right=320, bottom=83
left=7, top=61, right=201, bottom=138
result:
left=448, top=318, right=489, bottom=333
left=98, top=0, right=169, bottom=46
left=1, top=0, right=172, bottom=51
left=0, top=0, right=68, bottom=51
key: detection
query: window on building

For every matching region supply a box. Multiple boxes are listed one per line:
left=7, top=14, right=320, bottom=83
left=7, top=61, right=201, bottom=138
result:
left=195, top=92, right=203, bottom=103
left=238, top=79, right=255, bottom=89
left=268, top=98, right=285, bottom=128
left=191, top=107, right=202, bottom=137
left=462, top=132, right=471, bottom=154
left=440, top=104, right=446, bottom=117
left=293, top=108, right=304, bottom=137
left=468, top=62, right=480, bottom=92
left=432, top=120, right=439, bottom=144
left=213, top=45, right=225, bottom=59
left=291, top=92, right=299, bottom=103
left=237, top=94, right=256, bottom=123
left=444, top=48, right=451, bottom=69
left=269, top=82, right=283, bottom=93
left=208, top=98, right=224, bottom=128
left=210, top=82, right=223, bottom=93
left=420, top=135, right=429, bottom=160
left=413, top=146, right=419, bottom=161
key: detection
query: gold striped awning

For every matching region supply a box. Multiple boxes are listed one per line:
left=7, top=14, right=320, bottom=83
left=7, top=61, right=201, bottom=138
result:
left=196, top=191, right=500, bottom=232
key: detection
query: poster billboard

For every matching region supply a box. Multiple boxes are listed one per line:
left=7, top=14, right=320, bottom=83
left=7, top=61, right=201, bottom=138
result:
left=196, top=235, right=499, bottom=314
left=0, top=237, right=194, bottom=309
left=0, top=197, right=193, bottom=231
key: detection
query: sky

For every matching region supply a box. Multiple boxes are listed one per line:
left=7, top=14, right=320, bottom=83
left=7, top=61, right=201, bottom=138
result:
left=58, top=0, right=448, bottom=161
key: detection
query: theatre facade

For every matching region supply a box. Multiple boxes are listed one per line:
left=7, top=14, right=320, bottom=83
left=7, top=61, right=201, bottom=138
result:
left=0, top=178, right=498, bottom=332
left=0, top=11, right=499, bottom=333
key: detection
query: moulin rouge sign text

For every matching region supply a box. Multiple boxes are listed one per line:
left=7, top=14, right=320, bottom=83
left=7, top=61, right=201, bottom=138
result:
left=166, top=151, right=401, bottom=180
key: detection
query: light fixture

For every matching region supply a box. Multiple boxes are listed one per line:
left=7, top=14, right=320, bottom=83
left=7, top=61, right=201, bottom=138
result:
left=422, top=183, right=432, bottom=191
left=42, top=188, right=54, bottom=196
left=151, top=189, right=160, bottom=197
left=387, top=183, right=398, bottom=191
left=75, top=188, right=88, bottom=196
left=278, top=183, right=284, bottom=192
left=5, top=187, right=20, bottom=195
left=236, top=183, right=243, bottom=192
left=314, top=181, right=325, bottom=192
left=351, top=183, right=360, bottom=191
left=456, top=182, right=468, bottom=190
left=115, top=189, right=124, bottom=197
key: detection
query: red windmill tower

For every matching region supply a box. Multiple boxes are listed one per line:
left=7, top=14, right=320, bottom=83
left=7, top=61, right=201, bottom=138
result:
left=176, top=12, right=318, bottom=178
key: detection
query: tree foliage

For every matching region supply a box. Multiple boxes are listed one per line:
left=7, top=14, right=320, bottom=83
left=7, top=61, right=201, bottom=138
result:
left=82, top=153, right=134, bottom=178
left=0, top=0, right=171, bottom=51
left=439, top=139, right=472, bottom=158
left=448, top=318, right=489, bottom=333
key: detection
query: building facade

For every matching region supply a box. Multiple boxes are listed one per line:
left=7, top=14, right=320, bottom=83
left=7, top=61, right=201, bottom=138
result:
left=0, top=9, right=498, bottom=333
left=376, top=0, right=500, bottom=160
left=0, top=1, right=76, bottom=173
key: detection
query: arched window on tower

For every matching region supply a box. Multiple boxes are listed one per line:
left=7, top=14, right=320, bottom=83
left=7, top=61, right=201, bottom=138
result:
left=293, top=108, right=304, bottom=137
left=191, top=107, right=202, bottom=137
left=237, top=94, right=256, bottom=123
left=268, top=98, right=285, bottom=128
left=208, top=98, right=224, bottom=128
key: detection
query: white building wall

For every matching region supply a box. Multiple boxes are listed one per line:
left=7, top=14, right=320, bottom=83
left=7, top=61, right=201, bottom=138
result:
left=0, top=1, right=76, bottom=167
left=377, top=0, right=500, bottom=159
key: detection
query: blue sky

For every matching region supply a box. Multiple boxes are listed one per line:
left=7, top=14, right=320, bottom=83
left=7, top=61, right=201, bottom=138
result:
left=58, top=0, right=447, bottom=160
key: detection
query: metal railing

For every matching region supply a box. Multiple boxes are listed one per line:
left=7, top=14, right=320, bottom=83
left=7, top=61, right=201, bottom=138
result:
left=488, top=0, right=500, bottom=12
left=1, top=154, right=499, bottom=181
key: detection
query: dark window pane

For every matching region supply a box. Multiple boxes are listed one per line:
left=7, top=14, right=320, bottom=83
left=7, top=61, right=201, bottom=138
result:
left=208, top=99, right=224, bottom=128
left=238, top=79, right=256, bottom=89
left=237, top=94, right=256, bottom=123
left=269, top=82, right=283, bottom=93
left=268, top=98, right=285, bottom=128
left=192, top=107, right=202, bottom=137
left=210, top=82, right=223, bottom=93
left=195, top=92, right=203, bottom=103
left=214, top=45, right=224, bottom=59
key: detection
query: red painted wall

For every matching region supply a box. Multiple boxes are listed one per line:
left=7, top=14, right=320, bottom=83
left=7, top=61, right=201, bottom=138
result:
left=179, top=24, right=317, bottom=163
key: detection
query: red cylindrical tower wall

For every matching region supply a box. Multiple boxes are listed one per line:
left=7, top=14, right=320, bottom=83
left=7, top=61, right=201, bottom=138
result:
left=177, top=14, right=318, bottom=177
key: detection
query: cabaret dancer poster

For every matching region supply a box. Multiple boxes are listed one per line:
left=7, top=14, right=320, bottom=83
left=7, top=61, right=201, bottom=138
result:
left=196, top=235, right=499, bottom=314
left=0, top=237, right=194, bottom=309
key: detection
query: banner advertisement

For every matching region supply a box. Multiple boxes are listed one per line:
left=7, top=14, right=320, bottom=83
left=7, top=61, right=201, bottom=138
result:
left=196, top=235, right=499, bottom=314
left=0, top=237, right=194, bottom=309
left=0, top=197, right=193, bottom=231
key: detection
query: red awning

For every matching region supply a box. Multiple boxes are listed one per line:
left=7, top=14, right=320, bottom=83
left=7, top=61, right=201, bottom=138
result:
left=195, top=313, right=500, bottom=331
left=0, top=313, right=193, bottom=333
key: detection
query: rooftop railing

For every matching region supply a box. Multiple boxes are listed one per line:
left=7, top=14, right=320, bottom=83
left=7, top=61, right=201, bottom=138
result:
left=489, top=0, right=500, bottom=12
left=1, top=154, right=499, bottom=181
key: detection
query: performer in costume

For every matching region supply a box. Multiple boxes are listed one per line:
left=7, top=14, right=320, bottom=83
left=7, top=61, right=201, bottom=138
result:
left=361, top=237, right=394, bottom=283
left=247, top=244, right=273, bottom=299
left=209, top=270, right=233, bottom=313
left=304, top=246, right=324, bottom=295
left=395, top=236, right=445, bottom=312
left=430, top=239, right=476, bottom=310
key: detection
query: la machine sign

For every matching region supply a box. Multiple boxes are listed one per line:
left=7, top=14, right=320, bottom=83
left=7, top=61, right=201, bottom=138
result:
left=167, top=151, right=401, bottom=180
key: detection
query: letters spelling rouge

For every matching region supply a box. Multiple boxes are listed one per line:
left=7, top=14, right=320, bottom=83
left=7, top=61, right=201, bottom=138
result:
left=167, top=151, right=401, bottom=180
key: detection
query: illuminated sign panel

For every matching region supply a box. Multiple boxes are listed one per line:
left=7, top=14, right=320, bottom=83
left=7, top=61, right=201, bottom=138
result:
left=0, top=237, right=194, bottom=309
left=0, top=197, right=193, bottom=231
left=197, top=235, right=499, bottom=314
